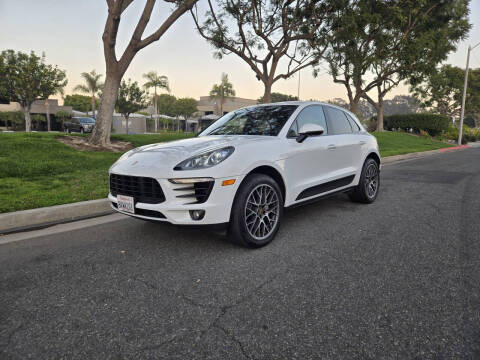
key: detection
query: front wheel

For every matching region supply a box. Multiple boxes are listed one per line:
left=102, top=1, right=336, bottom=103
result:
left=349, top=158, right=380, bottom=203
left=228, top=174, right=283, bottom=248
left=80, top=128, right=84, bottom=134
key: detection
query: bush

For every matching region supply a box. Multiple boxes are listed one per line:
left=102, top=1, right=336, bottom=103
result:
left=445, top=125, right=480, bottom=144
left=0, top=111, right=24, bottom=130
left=383, top=113, right=450, bottom=136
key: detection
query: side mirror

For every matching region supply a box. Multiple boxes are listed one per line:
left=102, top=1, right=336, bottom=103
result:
left=296, top=123, right=325, bottom=143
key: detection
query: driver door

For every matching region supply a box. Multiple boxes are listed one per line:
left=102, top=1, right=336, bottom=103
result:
left=282, top=105, right=336, bottom=203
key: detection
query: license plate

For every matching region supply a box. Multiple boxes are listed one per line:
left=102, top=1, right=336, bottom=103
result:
left=117, top=195, right=135, bottom=214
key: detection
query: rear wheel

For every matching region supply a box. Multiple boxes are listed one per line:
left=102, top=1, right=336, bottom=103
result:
left=228, top=174, right=283, bottom=248
left=349, top=158, right=380, bottom=203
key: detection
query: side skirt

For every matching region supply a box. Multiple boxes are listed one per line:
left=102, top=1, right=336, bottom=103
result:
left=286, top=185, right=356, bottom=210
left=295, top=175, right=355, bottom=201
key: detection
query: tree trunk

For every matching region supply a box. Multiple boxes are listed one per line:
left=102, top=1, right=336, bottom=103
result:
left=23, top=105, right=32, bottom=132
left=176, top=116, right=180, bottom=132
left=125, top=115, right=129, bottom=134
left=376, top=96, right=385, bottom=132
left=45, top=99, right=51, bottom=132
left=154, top=87, right=158, bottom=133
left=89, top=73, right=121, bottom=146
left=91, top=94, right=96, bottom=119
left=349, top=100, right=359, bottom=116
left=262, top=82, right=273, bottom=103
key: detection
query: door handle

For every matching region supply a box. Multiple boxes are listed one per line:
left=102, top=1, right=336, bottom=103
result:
left=359, top=140, right=367, bottom=145
left=327, top=144, right=336, bottom=150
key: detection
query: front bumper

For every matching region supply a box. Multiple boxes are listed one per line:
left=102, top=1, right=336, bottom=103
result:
left=109, top=175, right=245, bottom=225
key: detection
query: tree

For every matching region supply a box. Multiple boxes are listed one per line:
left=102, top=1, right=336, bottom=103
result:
left=73, top=70, right=104, bottom=118
left=0, top=50, right=67, bottom=132
left=413, top=65, right=480, bottom=125
left=322, top=0, right=470, bottom=130
left=143, top=71, right=170, bottom=132
left=89, top=0, right=198, bottom=146
left=157, top=93, right=177, bottom=116
left=116, top=79, right=147, bottom=134
left=64, top=94, right=100, bottom=113
left=258, top=92, right=298, bottom=103
left=192, top=0, right=334, bottom=103
left=173, top=97, right=197, bottom=131
left=209, top=73, right=235, bottom=115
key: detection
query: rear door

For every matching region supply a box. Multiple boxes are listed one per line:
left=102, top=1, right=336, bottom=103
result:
left=323, top=106, right=362, bottom=178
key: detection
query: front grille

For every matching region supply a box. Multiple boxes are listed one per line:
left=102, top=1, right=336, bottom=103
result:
left=110, top=174, right=165, bottom=204
left=173, top=180, right=214, bottom=204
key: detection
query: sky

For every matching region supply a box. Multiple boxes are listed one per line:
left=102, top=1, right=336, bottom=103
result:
left=1, top=0, right=479, bottom=103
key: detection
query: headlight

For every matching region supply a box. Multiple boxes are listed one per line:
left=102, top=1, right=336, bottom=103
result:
left=174, top=147, right=234, bottom=170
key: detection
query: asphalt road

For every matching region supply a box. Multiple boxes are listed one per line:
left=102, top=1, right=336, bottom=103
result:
left=1, top=148, right=479, bottom=359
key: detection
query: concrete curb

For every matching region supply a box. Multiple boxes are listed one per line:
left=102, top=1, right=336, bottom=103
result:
left=381, top=144, right=470, bottom=164
left=0, top=143, right=476, bottom=235
left=0, top=199, right=113, bottom=234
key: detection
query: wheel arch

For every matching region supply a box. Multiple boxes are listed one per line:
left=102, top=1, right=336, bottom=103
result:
left=243, top=165, right=287, bottom=205
left=366, top=151, right=381, bottom=166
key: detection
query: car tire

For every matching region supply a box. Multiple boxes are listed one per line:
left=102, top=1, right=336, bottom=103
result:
left=80, top=128, right=84, bottom=134
left=228, top=174, right=283, bottom=248
left=349, top=157, right=380, bottom=204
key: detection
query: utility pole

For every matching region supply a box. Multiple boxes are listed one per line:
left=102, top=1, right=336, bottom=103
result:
left=458, top=42, right=480, bottom=145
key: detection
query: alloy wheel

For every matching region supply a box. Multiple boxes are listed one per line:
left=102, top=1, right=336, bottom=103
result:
left=364, top=162, right=379, bottom=198
left=244, top=184, right=280, bottom=240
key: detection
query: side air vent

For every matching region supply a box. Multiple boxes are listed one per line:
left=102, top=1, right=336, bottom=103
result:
left=169, top=178, right=215, bottom=204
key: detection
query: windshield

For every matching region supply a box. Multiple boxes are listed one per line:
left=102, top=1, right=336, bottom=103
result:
left=199, top=105, right=298, bottom=137
left=79, top=117, right=95, bottom=124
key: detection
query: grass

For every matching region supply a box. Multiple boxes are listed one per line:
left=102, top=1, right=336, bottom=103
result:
left=0, top=132, right=192, bottom=213
left=373, top=131, right=453, bottom=157
left=0, top=130, right=454, bottom=213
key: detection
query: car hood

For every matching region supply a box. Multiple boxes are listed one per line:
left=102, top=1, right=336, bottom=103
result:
left=110, top=135, right=279, bottom=177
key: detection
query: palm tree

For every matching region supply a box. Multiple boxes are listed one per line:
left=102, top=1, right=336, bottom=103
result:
left=74, top=70, right=103, bottom=118
left=143, top=71, right=170, bottom=132
left=209, top=73, right=236, bottom=116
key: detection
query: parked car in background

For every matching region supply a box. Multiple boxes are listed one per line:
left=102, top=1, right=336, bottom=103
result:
left=109, top=102, right=381, bottom=248
left=64, top=117, right=95, bottom=133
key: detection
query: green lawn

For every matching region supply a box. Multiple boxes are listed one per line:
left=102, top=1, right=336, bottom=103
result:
left=0, top=131, right=453, bottom=213
left=0, top=132, right=192, bottom=213
left=373, top=131, right=453, bottom=157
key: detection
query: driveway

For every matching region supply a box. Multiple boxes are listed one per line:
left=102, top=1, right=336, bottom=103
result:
left=1, top=148, right=479, bottom=359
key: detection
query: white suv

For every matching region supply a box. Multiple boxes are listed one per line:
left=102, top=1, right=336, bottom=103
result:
left=109, top=102, right=380, bottom=247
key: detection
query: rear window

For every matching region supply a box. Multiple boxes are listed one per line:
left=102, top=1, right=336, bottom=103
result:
left=79, top=117, right=95, bottom=124
left=324, top=106, right=353, bottom=135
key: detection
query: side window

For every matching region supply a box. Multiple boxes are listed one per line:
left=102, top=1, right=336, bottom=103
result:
left=72, top=118, right=79, bottom=124
left=345, top=113, right=361, bottom=132
left=324, top=106, right=353, bottom=135
left=287, top=105, right=328, bottom=137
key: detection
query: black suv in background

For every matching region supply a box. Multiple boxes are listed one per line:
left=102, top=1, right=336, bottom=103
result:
left=64, top=117, right=96, bottom=133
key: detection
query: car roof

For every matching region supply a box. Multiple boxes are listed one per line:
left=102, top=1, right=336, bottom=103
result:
left=244, top=101, right=359, bottom=119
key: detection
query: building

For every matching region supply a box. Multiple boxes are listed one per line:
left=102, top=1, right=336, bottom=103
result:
left=0, top=99, right=73, bottom=131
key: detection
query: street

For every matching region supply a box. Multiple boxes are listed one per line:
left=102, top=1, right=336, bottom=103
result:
left=1, top=148, right=479, bottom=359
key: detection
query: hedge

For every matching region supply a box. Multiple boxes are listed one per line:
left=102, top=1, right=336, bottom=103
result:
left=383, top=113, right=450, bottom=136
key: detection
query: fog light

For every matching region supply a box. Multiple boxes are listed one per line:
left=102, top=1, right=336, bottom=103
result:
left=189, top=210, right=205, bottom=221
